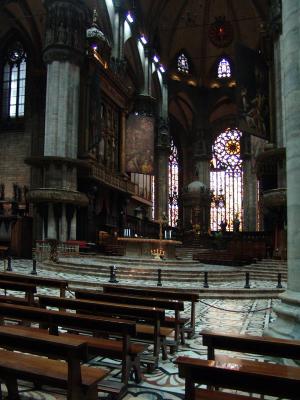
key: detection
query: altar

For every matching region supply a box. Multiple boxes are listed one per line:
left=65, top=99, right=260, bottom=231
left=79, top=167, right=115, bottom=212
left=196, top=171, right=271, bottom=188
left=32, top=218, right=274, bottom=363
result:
left=117, top=237, right=182, bottom=259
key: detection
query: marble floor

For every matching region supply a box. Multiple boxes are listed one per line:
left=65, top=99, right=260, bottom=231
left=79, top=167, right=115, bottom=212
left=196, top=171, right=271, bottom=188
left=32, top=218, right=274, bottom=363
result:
left=0, top=258, right=287, bottom=399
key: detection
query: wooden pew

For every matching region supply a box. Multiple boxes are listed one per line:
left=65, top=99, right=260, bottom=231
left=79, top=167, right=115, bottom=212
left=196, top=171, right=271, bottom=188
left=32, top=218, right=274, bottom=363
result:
left=74, top=288, right=184, bottom=352
left=0, top=302, right=144, bottom=391
left=102, top=284, right=199, bottom=338
left=0, top=245, right=8, bottom=258
left=0, top=324, right=108, bottom=400
left=0, top=279, right=36, bottom=304
left=37, top=295, right=172, bottom=369
left=200, top=329, right=300, bottom=361
left=176, top=355, right=300, bottom=399
left=0, top=271, right=68, bottom=297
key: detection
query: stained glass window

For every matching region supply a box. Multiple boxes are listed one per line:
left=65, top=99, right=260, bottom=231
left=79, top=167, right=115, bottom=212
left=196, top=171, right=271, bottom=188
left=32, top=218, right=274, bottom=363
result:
left=217, top=58, right=231, bottom=78
left=2, top=41, right=27, bottom=118
left=168, top=140, right=179, bottom=227
left=151, top=175, right=155, bottom=220
left=210, top=128, right=243, bottom=231
left=177, top=53, right=189, bottom=74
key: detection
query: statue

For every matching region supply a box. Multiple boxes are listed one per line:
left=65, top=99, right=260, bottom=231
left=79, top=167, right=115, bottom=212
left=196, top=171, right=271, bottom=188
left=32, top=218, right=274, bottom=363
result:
left=220, top=220, right=227, bottom=234
left=233, top=214, right=240, bottom=233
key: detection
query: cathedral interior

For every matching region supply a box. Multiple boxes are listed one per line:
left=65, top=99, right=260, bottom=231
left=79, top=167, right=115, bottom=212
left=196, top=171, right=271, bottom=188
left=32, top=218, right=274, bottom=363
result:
left=0, top=0, right=300, bottom=399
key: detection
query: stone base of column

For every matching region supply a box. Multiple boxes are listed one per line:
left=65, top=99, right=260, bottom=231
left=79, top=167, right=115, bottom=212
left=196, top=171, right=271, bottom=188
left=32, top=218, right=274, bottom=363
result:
left=266, top=290, right=300, bottom=339
left=265, top=290, right=300, bottom=365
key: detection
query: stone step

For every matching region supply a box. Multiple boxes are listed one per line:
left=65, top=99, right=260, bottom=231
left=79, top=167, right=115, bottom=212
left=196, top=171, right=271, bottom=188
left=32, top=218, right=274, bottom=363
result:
left=44, top=262, right=287, bottom=284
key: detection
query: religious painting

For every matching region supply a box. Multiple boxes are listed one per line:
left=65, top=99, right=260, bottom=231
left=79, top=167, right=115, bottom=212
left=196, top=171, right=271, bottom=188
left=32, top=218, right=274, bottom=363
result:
left=125, top=115, right=154, bottom=174
left=235, top=43, right=270, bottom=140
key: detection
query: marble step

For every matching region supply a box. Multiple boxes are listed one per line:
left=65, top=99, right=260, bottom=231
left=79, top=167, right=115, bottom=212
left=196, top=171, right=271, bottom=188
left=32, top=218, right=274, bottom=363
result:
left=44, top=263, right=287, bottom=283
left=67, top=282, right=284, bottom=299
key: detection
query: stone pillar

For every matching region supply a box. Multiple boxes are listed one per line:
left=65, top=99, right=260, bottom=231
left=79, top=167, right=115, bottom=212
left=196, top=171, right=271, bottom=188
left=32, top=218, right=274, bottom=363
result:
left=155, top=77, right=170, bottom=220
left=47, top=204, right=56, bottom=239
left=120, top=111, right=126, bottom=174
left=32, top=0, right=89, bottom=241
left=243, top=158, right=257, bottom=231
left=60, top=204, right=67, bottom=242
left=267, top=0, right=300, bottom=341
left=70, top=209, right=77, bottom=240
left=156, top=120, right=170, bottom=220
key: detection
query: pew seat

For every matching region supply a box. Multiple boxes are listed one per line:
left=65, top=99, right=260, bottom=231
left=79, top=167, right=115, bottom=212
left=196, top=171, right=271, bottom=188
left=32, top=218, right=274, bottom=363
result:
left=0, top=325, right=108, bottom=400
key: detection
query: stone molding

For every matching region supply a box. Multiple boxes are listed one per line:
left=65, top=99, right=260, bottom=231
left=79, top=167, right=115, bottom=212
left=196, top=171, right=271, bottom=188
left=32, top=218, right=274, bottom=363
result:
left=43, top=0, right=89, bottom=64
left=28, top=188, right=88, bottom=207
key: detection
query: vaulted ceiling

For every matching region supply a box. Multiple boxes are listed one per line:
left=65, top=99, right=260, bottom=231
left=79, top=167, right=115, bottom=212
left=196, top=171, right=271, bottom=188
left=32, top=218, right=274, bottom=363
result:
left=134, top=0, right=269, bottom=138
left=137, top=0, right=268, bottom=84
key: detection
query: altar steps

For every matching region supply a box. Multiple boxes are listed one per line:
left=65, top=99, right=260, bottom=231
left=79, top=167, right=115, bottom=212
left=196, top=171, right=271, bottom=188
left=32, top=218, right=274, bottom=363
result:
left=44, top=257, right=287, bottom=285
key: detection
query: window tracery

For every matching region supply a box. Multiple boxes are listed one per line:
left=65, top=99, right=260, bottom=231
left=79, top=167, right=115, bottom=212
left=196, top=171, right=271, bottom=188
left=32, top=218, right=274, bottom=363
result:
left=217, top=58, right=231, bottom=78
left=168, top=140, right=179, bottom=227
left=177, top=53, right=189, bottom=74
left=2, top=41, right=27, bottom=118
left=210, top=128, right=243, bottom=231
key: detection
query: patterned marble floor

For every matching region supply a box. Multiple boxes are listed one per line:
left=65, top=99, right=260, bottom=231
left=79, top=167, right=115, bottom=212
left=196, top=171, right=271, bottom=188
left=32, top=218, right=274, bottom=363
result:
left=0, top=259, right=287, bottom=399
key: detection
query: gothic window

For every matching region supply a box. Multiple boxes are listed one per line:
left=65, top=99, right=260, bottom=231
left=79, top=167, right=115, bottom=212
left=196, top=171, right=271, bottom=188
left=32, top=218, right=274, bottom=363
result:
left=151, top=175, right=155, bottom=220
left=2, top=41, right=27, bottom=119
left=210, top=128, right=243, bottom=231
left=217, top=58, right=231, bottom=78
left=168, top=139, right=179, bottom=226
left=177, top=53, right=189, bottom=74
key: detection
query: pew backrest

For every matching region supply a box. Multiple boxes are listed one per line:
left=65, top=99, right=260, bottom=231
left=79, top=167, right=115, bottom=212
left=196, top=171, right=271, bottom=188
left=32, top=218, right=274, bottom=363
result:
left=74, top=288, right=184, bottom=311
left=0, top=301, right=137, bottom=337
left=102, top=284, right=200, bottom=303
left=201, top=329, right=300, bottom=360
left=0, top=272, right=68, bottom=296
left=38, top=295, right=166, bottom=323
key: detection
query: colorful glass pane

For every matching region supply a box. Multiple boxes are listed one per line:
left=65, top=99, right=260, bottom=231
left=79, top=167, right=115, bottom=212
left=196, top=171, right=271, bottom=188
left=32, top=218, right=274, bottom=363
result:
left=177, top=53, right=189, bottom=74
left=210, top=128, right=243, bottom=231
left=217, top=58, right=231, bottom=78
left=168, top=140, right=179, bottom=227
left=2, top=42, right=27, bottom=118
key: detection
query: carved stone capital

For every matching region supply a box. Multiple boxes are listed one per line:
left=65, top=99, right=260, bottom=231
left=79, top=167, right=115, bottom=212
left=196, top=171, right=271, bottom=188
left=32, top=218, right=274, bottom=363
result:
left=157, top=117, right=170, bottom=149
left=133, top=94, right=156, bottom=116
left=43, top=0, right=89, bottom=64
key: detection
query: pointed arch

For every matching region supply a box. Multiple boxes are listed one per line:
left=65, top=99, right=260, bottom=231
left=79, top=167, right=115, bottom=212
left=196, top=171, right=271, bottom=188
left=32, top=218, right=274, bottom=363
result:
left=217, top=57, right=232, bottom=78
left=210, top=128, right=243, bottom=231
left=1, top=36, right=28, bottom=119
left=151, top=70, right=162, bottom=104
left=177, top=53, right=189, bottom=74
left=168, top=139, right=179, bottom=227
left=124, top=37, right=145, bottom=93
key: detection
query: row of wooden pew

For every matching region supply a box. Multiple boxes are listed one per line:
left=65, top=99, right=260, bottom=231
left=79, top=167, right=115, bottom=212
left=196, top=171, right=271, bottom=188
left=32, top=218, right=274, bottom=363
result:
left=1, top=270, right=299, bottom=400
left=0, top=271, right=200, bottom=399
left=176, top=330, right=300, bottom=399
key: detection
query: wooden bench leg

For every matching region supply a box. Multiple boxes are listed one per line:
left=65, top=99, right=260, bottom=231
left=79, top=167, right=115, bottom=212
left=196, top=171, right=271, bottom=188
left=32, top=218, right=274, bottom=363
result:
left=122, top=355, right=131, bottom=385
left=84, top=384, right=98, bottom=400
left=131, top=355, right=142, bottom=384
left=180, top=326, right=185, bottom=345
left=5, top=377, right=20, bottom=400
left=161, top=338, right=168, bottom=361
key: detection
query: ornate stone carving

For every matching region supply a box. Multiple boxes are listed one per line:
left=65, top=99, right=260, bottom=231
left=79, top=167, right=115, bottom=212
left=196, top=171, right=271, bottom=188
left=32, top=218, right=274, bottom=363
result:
left=133, top=94, right=156, bottom=117
left=110, top=57, right=127, bottom=77
left=157, top=117, right=170, bottom=149
left=269, top=0, right=282, bottom=37
left=43, top=0, right=89, bottom=64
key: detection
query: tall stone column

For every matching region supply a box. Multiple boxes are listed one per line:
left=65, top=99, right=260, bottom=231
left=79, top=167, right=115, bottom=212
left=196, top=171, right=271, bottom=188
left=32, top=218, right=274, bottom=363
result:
left=119, top=111, right=127, bottom=175
left=243, top=158, right=257, bottom=231
left=28, top=0, right=89, bottom=240
left=155, top=77, right=170, bottom=220
left=155, top=118, right=170, bottom=220
left=267, top=0, right=300, bottom=341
